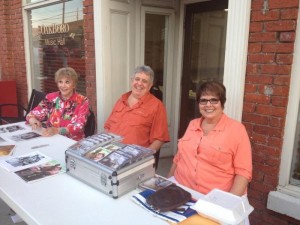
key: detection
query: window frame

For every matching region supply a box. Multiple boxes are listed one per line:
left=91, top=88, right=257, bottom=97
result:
left=23, top=0, right=70, bottom=10
left=23, top=0, right=85, bottom=95
left=267, top=5, right=300, bottom=220
left=277, top=6, right=300, bottom=197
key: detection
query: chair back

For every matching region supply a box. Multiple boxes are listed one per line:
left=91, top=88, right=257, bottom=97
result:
left=26, top=89, right=47, bottom=115
left=84, top=109, right=96, bottom=137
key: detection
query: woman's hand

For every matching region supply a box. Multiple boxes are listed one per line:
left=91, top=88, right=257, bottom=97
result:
left=42, top=127, right=60, bottom=137
left=28, top=117, right=41, bottom=130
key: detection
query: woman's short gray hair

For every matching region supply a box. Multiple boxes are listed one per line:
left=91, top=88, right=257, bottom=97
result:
left=132, top=65, right=154, bottom=83
left=55, top=67, right=78, bottom=86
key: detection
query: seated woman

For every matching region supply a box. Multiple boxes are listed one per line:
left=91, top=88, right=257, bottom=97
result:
left=26, top=67, right=90, bottom=141
left=168, top=81, right=252, bottom=197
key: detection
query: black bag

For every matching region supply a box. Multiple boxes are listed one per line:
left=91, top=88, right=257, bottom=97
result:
left=146, top=184, right=192, bottom=212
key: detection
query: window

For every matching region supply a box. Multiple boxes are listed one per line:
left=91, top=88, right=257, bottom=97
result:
left=290, top=106, right=300, bottom=186
left=267, top=6, right=300, bottom=220
left=277, top=6, right=300, bottom=196
left=26, top=0, right=86, bottom=94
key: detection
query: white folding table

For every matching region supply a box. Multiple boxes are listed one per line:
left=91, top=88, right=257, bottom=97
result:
left=0, top=122, right=173, bottom=225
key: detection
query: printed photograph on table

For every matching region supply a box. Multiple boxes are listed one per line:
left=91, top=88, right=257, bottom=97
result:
left=0, top=145, right=16, bottom=157
left=9, top=131, right=41, bottom=142
left=0, top=151, right=51, bottom=172
left=0, top=124, right=25, bottom=134
left=15, top=159, right=66, bottom=183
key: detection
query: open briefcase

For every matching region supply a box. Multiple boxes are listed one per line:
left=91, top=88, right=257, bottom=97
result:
left=65, top=132, right=155, bottom=198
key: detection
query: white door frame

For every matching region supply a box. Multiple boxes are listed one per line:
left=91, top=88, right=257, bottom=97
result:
left=140, top=6, right=175, bottom=157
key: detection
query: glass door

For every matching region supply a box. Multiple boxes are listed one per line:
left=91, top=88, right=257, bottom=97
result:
left=141, top=7, right=175, bottom=156
left=144, top=13, right=166, bottom=102
left=179, top=0, right=228, bottom=138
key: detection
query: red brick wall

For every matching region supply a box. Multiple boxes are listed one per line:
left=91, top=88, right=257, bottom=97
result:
left=0, top=0, right=28, bottom=107
left=83, top=0, right=97, bottom=119
left=245, top=0, right=299, bottom=224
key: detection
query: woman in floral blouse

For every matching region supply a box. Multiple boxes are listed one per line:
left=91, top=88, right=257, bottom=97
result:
left=26, top=67, right=90, bottom=141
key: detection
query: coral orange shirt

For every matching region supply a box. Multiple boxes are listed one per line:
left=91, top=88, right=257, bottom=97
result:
left=174, top=113, right=252, bottom=194
left=104, top=92, right=170, bottom=147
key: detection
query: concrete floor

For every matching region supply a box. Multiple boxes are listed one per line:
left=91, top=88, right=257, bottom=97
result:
left=0, top=156, right=173, bottom=225
left=0, top=203, right=27, bottom=225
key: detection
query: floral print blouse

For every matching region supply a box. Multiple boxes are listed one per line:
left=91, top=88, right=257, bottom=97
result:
left=26, top=91, right=90, bottom=141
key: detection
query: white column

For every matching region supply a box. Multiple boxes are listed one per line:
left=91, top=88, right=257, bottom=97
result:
left=223, top=0, right=251, bottom=121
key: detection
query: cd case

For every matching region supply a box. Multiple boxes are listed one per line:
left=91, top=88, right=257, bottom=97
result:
left=138, top=174, right=173, bottom=191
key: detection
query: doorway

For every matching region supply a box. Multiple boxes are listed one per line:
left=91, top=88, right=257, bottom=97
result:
left=178, top=0, right=228, bottom=138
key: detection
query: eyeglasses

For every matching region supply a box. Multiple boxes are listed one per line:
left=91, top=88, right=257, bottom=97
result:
left=198, top=98, right=220, bottom=105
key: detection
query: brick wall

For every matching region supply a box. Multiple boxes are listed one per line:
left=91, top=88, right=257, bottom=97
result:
left=83, top=0, right=97, bottom=119
left=0, top=0, right=28, bottom=107
left=245, top=0, right=299, bottom=224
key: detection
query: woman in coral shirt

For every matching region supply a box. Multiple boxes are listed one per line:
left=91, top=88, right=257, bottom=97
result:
left=168, top=81, right=252, bottom=197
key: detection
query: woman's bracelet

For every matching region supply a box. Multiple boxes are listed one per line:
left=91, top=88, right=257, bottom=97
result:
left=59, top=127, right=67, bottom=135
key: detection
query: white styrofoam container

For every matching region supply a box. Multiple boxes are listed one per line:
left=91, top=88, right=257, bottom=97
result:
left=191, top=189, right=254, bottom=225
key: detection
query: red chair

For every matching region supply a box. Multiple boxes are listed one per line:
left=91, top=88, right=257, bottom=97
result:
left=0, top=89, right=46, bottom=124
left=0, top=81, right=18, bottom=119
